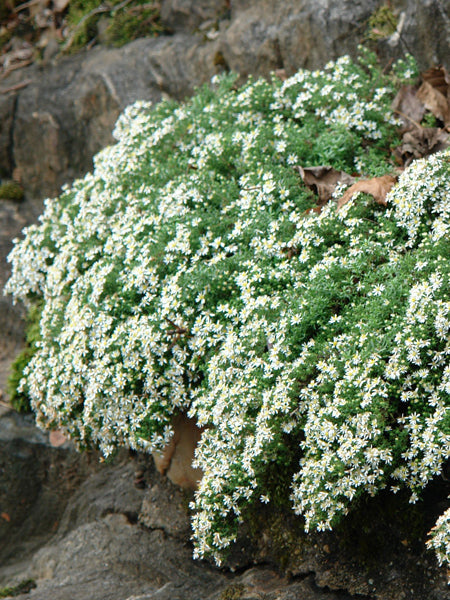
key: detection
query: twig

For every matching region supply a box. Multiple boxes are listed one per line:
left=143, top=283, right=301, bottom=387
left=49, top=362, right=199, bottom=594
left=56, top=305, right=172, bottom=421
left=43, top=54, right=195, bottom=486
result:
left=0, top=79, right=32, bottom=94
left=13, top=0, right=42, bottom=13
left=393, top=109, right=422, bottom=129
left=61, top=0, right=136, bottom=52
left=128, top=2, right=160, bottom=15
left=0, top=60, right=33, bottom=80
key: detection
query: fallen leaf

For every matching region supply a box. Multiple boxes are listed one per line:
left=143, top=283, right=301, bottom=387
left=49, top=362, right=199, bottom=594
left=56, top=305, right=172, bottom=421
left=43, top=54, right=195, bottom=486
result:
left=274, top=68, right=288, bottom=81
left=394, top=126, right=449, bottom=165
left=49, top=429, right=67, bottom=447
left=337, top=175, right=397, bottom=210
left=391, top=85, right=425, bottom=130
left=416, top=81, right=450, bottom=129
left=295, top=165, right=355, bottom=206
left=421, top=66, right=449, bottom=98
left=1, top=512, right=11, bottom=522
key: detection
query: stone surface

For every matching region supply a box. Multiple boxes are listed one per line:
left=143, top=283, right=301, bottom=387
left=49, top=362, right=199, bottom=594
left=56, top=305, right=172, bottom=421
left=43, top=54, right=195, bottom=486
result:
left=0, top=407, right=91, bottom=568
left=219, top=0, right=379, bottom=78
left=160, top=0, right=230, bottom=32
left=0, top=408, right=448, bottom=600
left=386, top=0, right=450, bottom=71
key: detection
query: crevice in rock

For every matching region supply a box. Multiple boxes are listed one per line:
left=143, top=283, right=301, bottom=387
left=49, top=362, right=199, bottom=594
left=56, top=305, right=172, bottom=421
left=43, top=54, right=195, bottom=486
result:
left=7, top=93, right=18, bottom=180
left=100, top=508, right=140, bottom=525
left=304, top=574, right=375, bottom=599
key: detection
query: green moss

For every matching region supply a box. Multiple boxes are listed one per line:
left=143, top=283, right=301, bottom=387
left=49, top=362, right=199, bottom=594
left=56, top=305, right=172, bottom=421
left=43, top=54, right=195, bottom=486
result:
left=219, top=584, right=245, bottom=600
left=366, top=4, right=398, bottom=41
left=0, top=579, right=36, bottom=598
left=246, top=505, right=306, bottom=572
left=7, top=303, right=42, bottom=413
left=103, top=3, right=164, bottom=47
left=65, top=0, right=165, bottom=53
left=0, top=181, right=24, bottom=202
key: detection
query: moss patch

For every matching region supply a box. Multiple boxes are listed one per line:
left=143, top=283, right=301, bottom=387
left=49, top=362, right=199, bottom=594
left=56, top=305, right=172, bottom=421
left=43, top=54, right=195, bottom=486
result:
left=366, top=3, right=398, bottom=41
left=0, top=181, right=24, bottom=202
left=219, top=584, right=245, bottom=600
left=64, top=0, right=165, bottom=53
left=7, top=302, right=42, bottom=413
left=0, top=579, right=36, bottom=598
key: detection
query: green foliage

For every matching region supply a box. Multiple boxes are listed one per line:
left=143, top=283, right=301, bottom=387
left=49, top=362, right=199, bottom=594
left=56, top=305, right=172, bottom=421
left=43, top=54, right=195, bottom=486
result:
left=219, top=584, right=245, bottom=600
left=0, top=181, right=24, bottom=202
left=7, top=303, right=41, bottom=413
left=0, top=580, right=36, bottom=598
left=422, top=112, right=439, bottom=128
left=65, top=0, right=164, bottom=52
left=5, top=51, right=450, bottom=567
left=103, top=3, right=164, bottom=47
left=366, top=3, right=398, bottom=41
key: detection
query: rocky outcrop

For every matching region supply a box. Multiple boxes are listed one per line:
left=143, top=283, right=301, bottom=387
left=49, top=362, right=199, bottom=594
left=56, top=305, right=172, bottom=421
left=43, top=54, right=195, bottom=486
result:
left=0, top=407, right=448, bottom=600
left=0, top=2, right=449, bottom=598
left=0, top=407, right=369, bottom=600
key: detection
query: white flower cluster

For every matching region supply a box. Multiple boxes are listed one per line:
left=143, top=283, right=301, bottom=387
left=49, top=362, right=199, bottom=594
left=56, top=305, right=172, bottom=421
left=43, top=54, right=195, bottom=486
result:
left=4, top=54, right=450, bottom=566
left=427, top=506, right=450, bottom=566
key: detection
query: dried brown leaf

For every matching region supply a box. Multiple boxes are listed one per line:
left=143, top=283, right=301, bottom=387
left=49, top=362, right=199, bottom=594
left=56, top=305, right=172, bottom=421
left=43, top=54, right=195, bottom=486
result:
left=394, top=126, right=449, bottom=166
left=421, top=66, right=449, bottom=98
left=295, top=165, right=355, bottom=206
left=416, top=81, right=450, bottom=129
left=337, top=175, right=397, bottom=210
left=391, top=85, right=425, bottom=130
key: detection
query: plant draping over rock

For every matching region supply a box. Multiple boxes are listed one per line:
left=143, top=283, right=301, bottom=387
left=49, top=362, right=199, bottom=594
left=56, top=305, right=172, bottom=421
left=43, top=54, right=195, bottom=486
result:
left=5, top=50, right=450, bottom=566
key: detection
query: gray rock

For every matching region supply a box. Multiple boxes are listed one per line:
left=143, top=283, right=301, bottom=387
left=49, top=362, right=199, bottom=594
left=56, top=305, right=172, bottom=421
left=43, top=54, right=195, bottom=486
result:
left=160, top=0, right=230, bottom=32
left=0, top=407, right=92, bottom=569
left=388, top=0, right=450, bottom=71
left=0, top=409, right=448, bottom=600
left=11, top=34, right=220, bottom=202
left=1, top=0, right=448, bottom=205
left=0, top=94, right=16, bottom=179
left=219, top=0, right=380, bottom=78
left=139, top=480, right=191, bottom=540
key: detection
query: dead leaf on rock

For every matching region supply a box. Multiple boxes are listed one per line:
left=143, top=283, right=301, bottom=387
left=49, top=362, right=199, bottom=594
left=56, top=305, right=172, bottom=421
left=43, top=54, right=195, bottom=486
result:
left=295, top=165, right=355, bottom=206
left=394, top=126, right=449, bottom=165
left=391, top=85, right=425, bottom=130
left=336, top=175, right=397, bottom=210
left=416, top=81, right=450, bottom=129
left=49, top=429, right=67, bottom=447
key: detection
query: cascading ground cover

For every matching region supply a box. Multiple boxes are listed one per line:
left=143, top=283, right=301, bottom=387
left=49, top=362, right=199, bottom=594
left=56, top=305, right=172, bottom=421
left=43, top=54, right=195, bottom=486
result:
left=5, top=52, right=450, bottom=565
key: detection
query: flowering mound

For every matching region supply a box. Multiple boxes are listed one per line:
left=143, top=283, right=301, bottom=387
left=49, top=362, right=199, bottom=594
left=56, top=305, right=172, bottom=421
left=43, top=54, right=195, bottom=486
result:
left=5, top=52, right=450, bottom=565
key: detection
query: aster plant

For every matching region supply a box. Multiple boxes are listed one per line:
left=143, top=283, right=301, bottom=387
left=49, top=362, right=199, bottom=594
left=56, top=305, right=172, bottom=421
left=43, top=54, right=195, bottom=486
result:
left=5, top=51, right=450, bottom=565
